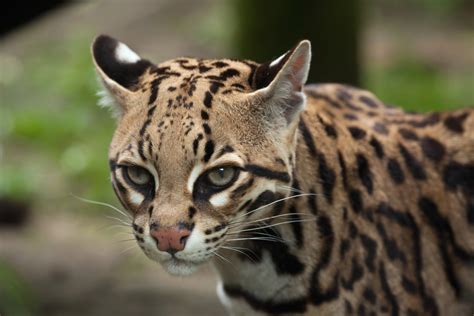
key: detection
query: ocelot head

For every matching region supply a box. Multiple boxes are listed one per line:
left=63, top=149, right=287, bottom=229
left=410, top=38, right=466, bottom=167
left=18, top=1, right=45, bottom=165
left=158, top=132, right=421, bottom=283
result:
left=92, top=35, right=311, bottom=275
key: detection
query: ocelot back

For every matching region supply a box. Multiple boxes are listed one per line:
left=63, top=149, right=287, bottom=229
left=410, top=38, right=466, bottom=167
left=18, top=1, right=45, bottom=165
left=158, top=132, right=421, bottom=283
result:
left=91, top=35, right=474, bottom=315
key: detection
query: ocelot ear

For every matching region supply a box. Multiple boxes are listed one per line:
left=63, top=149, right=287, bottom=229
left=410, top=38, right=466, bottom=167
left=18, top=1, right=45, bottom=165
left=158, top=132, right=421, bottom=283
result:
left=250, top=40, right=311, bottom=127
left=91, top=35, right=155, bottom=117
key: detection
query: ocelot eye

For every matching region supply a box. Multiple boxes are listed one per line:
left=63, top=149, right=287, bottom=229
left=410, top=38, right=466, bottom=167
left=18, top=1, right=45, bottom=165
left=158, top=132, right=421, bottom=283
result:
left=205, top=166, right=239, bottom=187
left=125, top=166, right=153, bottom=187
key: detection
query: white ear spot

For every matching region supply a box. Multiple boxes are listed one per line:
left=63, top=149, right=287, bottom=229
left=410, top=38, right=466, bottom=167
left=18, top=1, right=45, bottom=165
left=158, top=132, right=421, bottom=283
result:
left=129, top=191, right=144, bottom=206
left=115, top=42, right=141, bottom=64
left=270, top=53, right=285, bottom=67
left=187, top=164, right=204, bottom=193
left=209, top=192, right=229, bottom=208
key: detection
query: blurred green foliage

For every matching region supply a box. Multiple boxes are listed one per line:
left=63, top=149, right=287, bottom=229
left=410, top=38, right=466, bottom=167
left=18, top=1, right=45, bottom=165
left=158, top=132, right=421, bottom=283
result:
left=0, top=260, right=37, bottom=316
left=365, top=58, right=473, bottom=112
left=1, top=37, right=115, bottom=207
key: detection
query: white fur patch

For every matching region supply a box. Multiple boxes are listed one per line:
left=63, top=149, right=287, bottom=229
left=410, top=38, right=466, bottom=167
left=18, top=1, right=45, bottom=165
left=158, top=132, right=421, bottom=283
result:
left=129, top=191, right=144, bottom=206
left=115, top=42, right=140, bottom=64
left=209, top=191, right=230, bottom=208
left=187, top=163, right=204, bottom=193
left=270, top=53, right=285, bottom=67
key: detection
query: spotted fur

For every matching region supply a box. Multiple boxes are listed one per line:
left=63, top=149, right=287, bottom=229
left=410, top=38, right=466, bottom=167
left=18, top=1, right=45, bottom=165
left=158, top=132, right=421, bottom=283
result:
left=92, top=35, right=474, bottom=315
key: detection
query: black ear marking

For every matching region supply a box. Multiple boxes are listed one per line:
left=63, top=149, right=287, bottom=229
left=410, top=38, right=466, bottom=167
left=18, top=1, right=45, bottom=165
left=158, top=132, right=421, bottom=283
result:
left=253, top=47, right=293, bottom=90
left=92, top=34, right=154, bottom=90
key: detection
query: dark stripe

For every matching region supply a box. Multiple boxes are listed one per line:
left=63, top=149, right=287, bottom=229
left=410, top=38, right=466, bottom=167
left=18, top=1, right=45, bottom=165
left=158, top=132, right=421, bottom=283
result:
left=309, top=215, right=339, bottom=304
left=288, top=205, right=304, bottom=248
left=223, top=285, right=307, bottom=314
left=317, top=152, right=336, bottom=204
left=418, top=196, right=474, bottom=295
left=387, top=158, right=405, bottom=184
left=369, top=137, right=385, bottom=159
left=379, top=262, right=399, bottom=316
left=359, top=234, right=377, bottom=273
left=203, top=140, right=215, bottom=162
left=137, top=140, right=146, bottom=161
left=399, top=144, right=426, bottom=180
left=298, top=119, right=317, bottom=156
left=203, top=91, right=213, bottom=108
left=139, top=118, right=152, bottom=136
left=231, top=178, right=254, bottom=196
left=245, top=164, right=290, bottom=182
left=356, top=154, right=373, bottom=194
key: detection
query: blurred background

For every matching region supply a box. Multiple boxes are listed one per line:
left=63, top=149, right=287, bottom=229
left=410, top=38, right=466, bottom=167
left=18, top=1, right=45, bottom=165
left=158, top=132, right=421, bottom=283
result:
left=0, top=0, right=472, bottom=315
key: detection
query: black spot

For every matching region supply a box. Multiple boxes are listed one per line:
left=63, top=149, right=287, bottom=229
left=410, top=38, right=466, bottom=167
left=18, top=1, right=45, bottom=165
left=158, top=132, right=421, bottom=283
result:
left=359, top=234, right=377, bottom=273
left=219, top=68, right=240, bottom=80
left=203, top=140, right=215, bottom=162
left=306, top=90, right=342, bottom=109
left=359, top=95, right=379, bottom=108
left=198, top=64, right=212, bottom=73
left=212, top=61, right=229, bottom=68
left=363, top=287, right=377, bottom=304
left=317, top=115, right=338, bottom=138
left=341, top=256, right=364, bottom=290
left=376, top=222, right=407, bottom=264
left=369, top=137, right=385, bottom=159
left=349, top=189, right=363, bottom=213
left=317, top=152, right=337, bottom=204
left=202, top=123, right=211, bottom=134
left=344, top=113, right=358, bottom=120
left=399, top=144, right=426, bottom=180
left=401, top=276, right=417, bottom=294
left=420, top=137, right=445, bottom=162
left=443, top=161, right=474, bottom=196
left=216, top=145, right=235, bottom=158
left=201, top=110, right=209, bottom=120
left=387, top=158, right=405, bottom=184
left=192, top=133, right=203, bottom=155
left=203, top=91, right=213, bottom=108
left=210, top=81, right=224, bottom=94
left=356, top=154, right=373, bottom=194
left=188, top=206, right=197, bottom=219
left=348, top=126, right=367, bottom=140
left=444, top=112, right=469, bottom=133
left=357, top=304, right=366, bottom=316
left=373, top=122, right=389, bottom=135
left=398, top=128, right=418, bottom=141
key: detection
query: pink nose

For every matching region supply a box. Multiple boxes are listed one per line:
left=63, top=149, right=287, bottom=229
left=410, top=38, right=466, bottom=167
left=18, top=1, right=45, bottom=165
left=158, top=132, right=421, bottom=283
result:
left=150, top=226, right=191, bottom=254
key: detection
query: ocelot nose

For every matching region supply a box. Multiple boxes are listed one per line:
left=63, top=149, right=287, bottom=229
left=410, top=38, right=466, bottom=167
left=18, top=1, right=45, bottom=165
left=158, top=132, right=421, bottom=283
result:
left=150, top=226, right=191, bottom=254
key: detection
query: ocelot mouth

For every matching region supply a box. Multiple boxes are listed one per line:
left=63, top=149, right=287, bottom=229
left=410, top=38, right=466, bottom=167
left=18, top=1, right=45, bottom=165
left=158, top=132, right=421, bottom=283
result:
left=162, top=257, right=201, bottom=276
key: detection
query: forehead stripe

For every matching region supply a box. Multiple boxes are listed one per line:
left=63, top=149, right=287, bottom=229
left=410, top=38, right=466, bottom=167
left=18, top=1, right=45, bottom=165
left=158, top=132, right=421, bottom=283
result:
left=245, top=164, right=290, bottom=182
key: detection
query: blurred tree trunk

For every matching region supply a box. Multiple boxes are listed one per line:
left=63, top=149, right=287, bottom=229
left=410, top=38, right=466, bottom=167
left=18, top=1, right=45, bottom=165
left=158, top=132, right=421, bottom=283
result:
left=232, top=0, right=360, bottom=85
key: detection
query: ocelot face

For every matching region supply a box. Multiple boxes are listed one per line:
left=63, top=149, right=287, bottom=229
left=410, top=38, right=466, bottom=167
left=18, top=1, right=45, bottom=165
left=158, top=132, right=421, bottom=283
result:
left=92, top=35, right=311, bottom=275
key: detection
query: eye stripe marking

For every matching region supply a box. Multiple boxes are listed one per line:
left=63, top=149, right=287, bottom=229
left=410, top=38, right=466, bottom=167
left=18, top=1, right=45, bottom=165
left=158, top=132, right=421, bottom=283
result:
left=187, top=163, right=204, bottom=193
left=245, top=164, right=290, bottom=182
